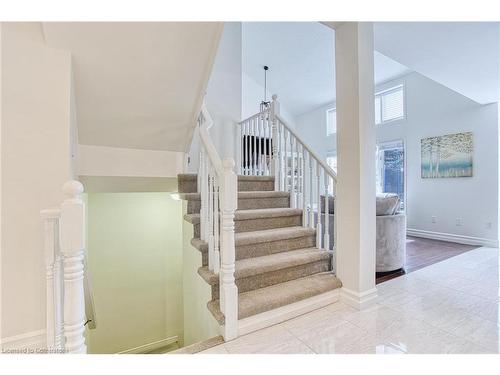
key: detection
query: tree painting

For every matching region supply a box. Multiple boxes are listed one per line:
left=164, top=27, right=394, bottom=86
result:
left=421, top=132, right=473, bottom=178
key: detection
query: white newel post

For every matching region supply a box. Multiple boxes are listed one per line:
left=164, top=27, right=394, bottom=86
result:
left=219, top=158, right=238, bottom=340
left=60, top=180, right=87, bottom=353
left=271, top=95, right=280, bottom=190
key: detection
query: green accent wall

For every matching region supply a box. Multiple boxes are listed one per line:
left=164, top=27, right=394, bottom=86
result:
left=85, top=193, right=183, bottom=353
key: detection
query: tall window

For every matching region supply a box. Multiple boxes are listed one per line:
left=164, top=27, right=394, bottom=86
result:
left=376, top=140, right=405, bottom=210
left=326, top=108, right=336, bottom=136
left=375, top=84, right=405, bottom=125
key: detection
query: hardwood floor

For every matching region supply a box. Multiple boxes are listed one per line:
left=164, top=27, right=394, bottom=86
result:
left=375, top=236, right=479, bottom=284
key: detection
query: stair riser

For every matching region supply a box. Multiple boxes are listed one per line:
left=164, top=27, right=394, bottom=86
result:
left=179, top=175, right=275, bottom=194
left=186, top=196, right=290, bottom=215
left=235, top=215, right=302, bottom=233
left=178, top=177, right=197, bottom=194
left=238, top=196, right=289, bottom=210
left=238, top=180, right=274, bottom=192
left=210, top=259, right=331, bottom=300
left=193, top=215, right=302, bottom=238
left=197, top=235, right=316, bottom=266
left=237, top=235, right=316, bottom=260
left=187, top=200, right=201, bottom=214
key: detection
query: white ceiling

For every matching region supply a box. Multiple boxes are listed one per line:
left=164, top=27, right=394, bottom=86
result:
left=42, top=22, right=222, bottom=152
left=242, top=22, right=411, bottom=116
left=374, top=22, right=500, bottom=104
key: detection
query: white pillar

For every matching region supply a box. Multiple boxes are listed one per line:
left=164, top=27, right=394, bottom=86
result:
left=334, top=22, right=377, bottom=309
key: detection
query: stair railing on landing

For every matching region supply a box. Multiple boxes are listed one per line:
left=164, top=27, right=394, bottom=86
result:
left=41, top=180, right=93, bottom=354
left=197, top=102, right=239, bottom=341
left=238, top=95, right=338, bottom=272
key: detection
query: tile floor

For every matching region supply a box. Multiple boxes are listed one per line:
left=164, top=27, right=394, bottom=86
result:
left=199, top=246, right=500, bottom=354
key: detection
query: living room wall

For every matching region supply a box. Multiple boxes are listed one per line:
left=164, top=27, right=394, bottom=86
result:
left=296, top=71, right=499, bottom=246
left=377, top=72, right=498, bottom=246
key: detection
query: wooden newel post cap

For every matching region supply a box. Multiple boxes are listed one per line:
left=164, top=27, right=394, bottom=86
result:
left=63, top=180, right=84, bottom=199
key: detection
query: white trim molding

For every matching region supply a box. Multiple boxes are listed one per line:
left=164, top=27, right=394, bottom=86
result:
left=407, top=228, right=499, bottom=248
left=236, top=289, right=340, bottom=338
left=1, top=330, right=46, bottom=352
left=117, top=336, right=179, bottom=354
left=340, top=287, right=378, bottom=310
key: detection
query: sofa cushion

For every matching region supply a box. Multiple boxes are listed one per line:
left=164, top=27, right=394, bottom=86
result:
left=376, top=193, right=400, bottom=216
left=320, top=195, right=335, bottom=214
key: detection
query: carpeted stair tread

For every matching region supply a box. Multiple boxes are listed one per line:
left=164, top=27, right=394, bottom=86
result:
left=190, top=225, right=316, bottom=253
left=238, top=175, right=275, bottom=181
left=235, top=207, right=302, bottom=220
left=235, top=226, right=316, bottom=246
left=178, top=191, right=290, bottom=202
left=207, top=272, right=342, bottom=324
left=198, top=247, right=330, bottom=285
left=184, top=208, right=300, bottom=223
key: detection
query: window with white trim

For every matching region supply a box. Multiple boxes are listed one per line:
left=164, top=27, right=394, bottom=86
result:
left=326, top=108, right=336, bottom=136
left=326, top=152, right=337, bottom=195
left=375, top=84, right=405, bottom=125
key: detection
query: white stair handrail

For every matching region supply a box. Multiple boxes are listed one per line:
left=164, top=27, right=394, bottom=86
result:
left=197, top=102, right=238, bottom=341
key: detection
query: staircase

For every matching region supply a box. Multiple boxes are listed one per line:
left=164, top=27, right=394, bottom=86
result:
left=182, top=96, right=339, bottom=340
left=178, top=172, right=341, bottom=332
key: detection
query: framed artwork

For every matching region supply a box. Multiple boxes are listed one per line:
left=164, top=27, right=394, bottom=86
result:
left=421, top=132, right=473, bottom=178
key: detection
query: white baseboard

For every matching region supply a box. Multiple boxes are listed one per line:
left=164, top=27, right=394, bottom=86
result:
left=236, top=289, right=340, bottom=337
left=407, top=228, right=499, bottom=248
left=340, top=287, right=378, bottom=310
left=117, top=336, right=179, bottom=354
left=1, top=329, right=46, bottom=352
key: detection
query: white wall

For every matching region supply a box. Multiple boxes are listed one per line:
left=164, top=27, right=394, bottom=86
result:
left=296, top=71, right=499, bottom=244
left=1, top=23, right=74, bottom=341
left=295, top=101, right=337, bottom=160
left=78, top=145, right=185, bottom=178
left=242, top=72, right=297, bottom=128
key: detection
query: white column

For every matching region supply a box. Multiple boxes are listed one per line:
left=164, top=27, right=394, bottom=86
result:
left=60, top=180, right=87, bottom=353
left=334, top=22, right=377, bottom=309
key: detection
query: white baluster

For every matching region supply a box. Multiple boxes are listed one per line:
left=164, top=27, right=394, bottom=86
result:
left=208, top=167, right=215, bottom=271
left=264, top=115, right=269, bottom=176
left=290, top=134, right=296, bottom=208
left=299, top=143, right=305, bottom=210
left=41, top=209, right=61, bottom=350
left=239, top=124, right=243, bottom=175
left=303, top=152, right=309, bottom=227
left=279, top=123, right=285, bottom=191
left=316, top=164, right=322, bottom=249
left=60, top=180, right=87, bottom=354
left=309, top=157, right=314, bottom=229
left=219, top=158, right=238, bottom=340
left=271, top=102, right=279, bottom=187
left=257, top=115, right=262, bottom=175
left=283, top=128, right=288, bottom=193
left=213, top=174, right=220, bottom=274
left=332, top=181, right=337, bottom=274
left=199, top=149, right=206, bottom=241
left=324, top=173, right=330, bottom=252
left=252, top=118, right=257, bottom=176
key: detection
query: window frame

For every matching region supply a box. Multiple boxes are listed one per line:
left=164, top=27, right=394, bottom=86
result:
left=375, top=83, right=406, bottom=125
left=326, top=107, right=337, bottom=136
